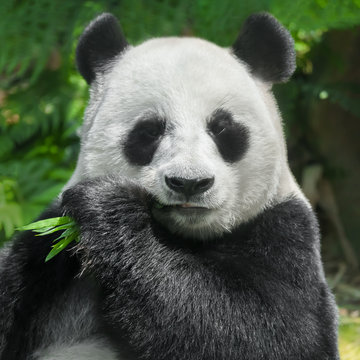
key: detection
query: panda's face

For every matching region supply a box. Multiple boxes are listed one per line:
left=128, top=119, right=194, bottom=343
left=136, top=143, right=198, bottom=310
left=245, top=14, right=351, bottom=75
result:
left=79, top=38, right=283, bottom=239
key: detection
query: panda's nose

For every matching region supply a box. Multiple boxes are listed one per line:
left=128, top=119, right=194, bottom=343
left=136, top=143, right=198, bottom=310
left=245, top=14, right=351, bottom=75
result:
left=165, top=176, right=214, bottom=197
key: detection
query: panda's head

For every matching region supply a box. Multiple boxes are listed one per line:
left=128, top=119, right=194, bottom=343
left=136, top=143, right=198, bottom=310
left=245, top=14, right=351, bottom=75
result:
left=66, top=13, right=303, bottom=239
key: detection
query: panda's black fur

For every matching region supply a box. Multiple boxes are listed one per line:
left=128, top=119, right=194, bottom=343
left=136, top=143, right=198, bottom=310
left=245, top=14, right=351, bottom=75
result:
left=232, top=13, right=296, bottom=83
left=0, top=12, right=339, bottom=360
left=76, top=13, right=128, bottom=84
left=206, top=109, right=250, bottom=163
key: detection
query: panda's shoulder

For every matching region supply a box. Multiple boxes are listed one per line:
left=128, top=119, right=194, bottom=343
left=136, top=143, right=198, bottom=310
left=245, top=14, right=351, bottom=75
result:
left=246, top=195, right=319, bottom=247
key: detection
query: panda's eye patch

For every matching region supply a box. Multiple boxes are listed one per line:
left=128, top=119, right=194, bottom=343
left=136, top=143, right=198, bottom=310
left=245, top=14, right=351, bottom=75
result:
left=123, top=117, right=165, bottom=166
left=207, top=109, right=249, bottom=163
left=136, top=118, right=165, bottom=139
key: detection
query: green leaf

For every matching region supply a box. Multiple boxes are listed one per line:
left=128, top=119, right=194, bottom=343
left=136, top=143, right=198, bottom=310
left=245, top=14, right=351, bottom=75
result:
left=52, top=226, right=78, bottom=243
left=45, top=230, right=78, bottom=262
left=36, top=222, right=76, bottom=236
left=17, top=216, right=72, bottom=231
left=17, top=215, right=79, bottom=262
left=153, top=201, right=165, bottom=209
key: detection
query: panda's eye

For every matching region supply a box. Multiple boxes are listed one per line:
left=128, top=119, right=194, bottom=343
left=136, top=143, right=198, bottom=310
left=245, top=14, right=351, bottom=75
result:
left=208, top=110, right=232, bottom=136
left=210, top=121, right=228, bottom=136
left=137, top=118, right=165, bottom=140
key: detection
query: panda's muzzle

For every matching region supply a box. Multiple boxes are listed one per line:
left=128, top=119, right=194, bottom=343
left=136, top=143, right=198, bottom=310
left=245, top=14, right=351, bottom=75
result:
left=165, top=176, right=214, bottom=199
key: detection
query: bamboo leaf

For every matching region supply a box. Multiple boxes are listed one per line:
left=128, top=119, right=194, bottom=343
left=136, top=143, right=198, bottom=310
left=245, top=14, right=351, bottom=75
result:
left=52, top=227, right=78, bottom=243
left=17, top=216, right=79, bottom=262
left=17, top=216, right=73, bottom=231
left=45, top=231, right=78, bottom=262
left=36, top=222, right=76, bottom=236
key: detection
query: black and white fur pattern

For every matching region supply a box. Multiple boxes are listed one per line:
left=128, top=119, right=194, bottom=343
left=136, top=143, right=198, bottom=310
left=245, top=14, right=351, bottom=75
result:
left=0, top=12, right=339, bottom=360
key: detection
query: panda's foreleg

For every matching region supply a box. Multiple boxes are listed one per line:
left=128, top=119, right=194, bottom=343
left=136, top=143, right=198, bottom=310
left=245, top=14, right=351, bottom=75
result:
left=62, top=177, right=339, bottom=360
left=0, top=203, right=80, bottom=360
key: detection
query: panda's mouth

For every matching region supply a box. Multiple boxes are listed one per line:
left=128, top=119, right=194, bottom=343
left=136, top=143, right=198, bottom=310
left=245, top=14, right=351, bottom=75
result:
left=151, top=199, right=215, bottom=231
left=153, top=200, right=210, bottom=212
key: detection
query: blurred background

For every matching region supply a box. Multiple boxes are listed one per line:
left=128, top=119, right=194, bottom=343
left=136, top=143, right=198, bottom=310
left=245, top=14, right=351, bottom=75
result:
left=0, top=0, right=359, bottom=357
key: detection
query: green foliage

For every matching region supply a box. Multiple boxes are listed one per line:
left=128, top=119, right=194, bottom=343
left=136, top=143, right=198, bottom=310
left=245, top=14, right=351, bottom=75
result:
left=18, top=216, right=79, bottom=262
left=1, top=0, right=360, bottom=246
left=0, top=178, right=23, bottom=240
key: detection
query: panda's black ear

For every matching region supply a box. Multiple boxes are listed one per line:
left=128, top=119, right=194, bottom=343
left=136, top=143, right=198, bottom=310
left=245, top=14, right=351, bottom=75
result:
left=76, top=13, right=128, bottom=84
left=232, top=13, right=296, bottom=83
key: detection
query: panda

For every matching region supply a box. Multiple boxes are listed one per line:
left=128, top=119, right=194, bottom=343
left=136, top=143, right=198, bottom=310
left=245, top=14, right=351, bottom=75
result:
left=0, top=12, right=340, bottom=360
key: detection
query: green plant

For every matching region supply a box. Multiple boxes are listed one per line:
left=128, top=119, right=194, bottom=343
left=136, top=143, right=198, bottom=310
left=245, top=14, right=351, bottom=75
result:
left=18, top=216, right=79, bottom=262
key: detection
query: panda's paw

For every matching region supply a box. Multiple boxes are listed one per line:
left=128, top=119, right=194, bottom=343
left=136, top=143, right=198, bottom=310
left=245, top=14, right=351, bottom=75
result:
left=61, top=176, right=157, bottom=276
left=61, top=176, right=152, bottom=233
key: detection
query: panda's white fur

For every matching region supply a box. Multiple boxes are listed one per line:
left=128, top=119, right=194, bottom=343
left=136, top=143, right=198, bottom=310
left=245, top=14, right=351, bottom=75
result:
left=36, top=341, right=118, bottom=360
left=36, top=342, right=117, bottom=360
left=64, top=37, right=304, bottom=240
left=33, top=279, right=118, bottom=360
